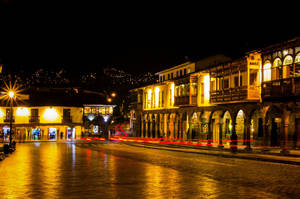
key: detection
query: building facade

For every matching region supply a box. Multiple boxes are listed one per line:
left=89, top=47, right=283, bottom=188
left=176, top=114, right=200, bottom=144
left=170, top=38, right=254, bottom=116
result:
left=0, top=88, right=116, bottom=141
left=0, top=106, right=83, bottom=140
left=130, top=37, right=300, bottom=153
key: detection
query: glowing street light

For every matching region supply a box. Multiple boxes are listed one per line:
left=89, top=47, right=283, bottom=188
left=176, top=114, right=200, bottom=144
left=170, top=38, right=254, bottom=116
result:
left=1, top=81, right=23, bottom=147
left=111, top=92, right=116, bottom=97
left=8, top=91, right=15, bottom=98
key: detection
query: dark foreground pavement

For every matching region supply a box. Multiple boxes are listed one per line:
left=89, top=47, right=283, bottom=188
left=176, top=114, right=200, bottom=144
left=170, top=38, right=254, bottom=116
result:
left=1, top=141, right=300, bottom=198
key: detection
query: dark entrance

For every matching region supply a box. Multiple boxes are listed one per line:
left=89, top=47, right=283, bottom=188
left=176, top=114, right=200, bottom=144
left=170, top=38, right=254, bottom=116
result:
left=271, top=118, right=279, bottom=146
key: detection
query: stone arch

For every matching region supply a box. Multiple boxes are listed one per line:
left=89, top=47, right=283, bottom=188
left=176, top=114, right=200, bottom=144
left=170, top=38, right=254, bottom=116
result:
left=169, top=113, right=176, bottom=139
left=181, top=112, right=188, bottom=139
left=249, top=107, right=264, bottom=147
left=285, top=108, right=299, bottom=148
left=234, top=109, right=246, bottom=147
left=209, top=110, right=223, bottom=145
left=266, top=105, right=283, bottom=146
left=221, top=110, right=233, bottom=147
left=200, top=111, right=211, bottom=143
left=174, top=112, right=181, bottom=139
left=191, top=111, right=201, bottom=139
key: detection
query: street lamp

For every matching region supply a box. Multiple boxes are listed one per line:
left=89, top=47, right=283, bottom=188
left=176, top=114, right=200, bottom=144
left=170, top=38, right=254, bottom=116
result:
left=8, top=90, right=14, bottom=146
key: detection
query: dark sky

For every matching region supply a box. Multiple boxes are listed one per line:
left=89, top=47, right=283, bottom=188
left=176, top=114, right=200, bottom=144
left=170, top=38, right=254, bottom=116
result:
left=2, top=33, right=298, bottom=75
left=0, top=3, right=298, bottom=75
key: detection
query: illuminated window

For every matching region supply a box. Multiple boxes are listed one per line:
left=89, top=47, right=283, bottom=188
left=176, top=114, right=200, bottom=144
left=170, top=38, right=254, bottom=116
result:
left=263, top=61, right=271, bottom=81
left=43, top=108, right=59, bottom=122
left=250, top=70, right=258, bottom=85
left=203, top=75, right=210, bottom=103
left=16, top=107, right=30, bottom=116
left=155, top=87, right=159, bottom=107
left=0, top=109, right=4, bottom=117
left=272, top=58, right=281, bottom=80
left=283, top=55, right=293, bottom=65
left=170, top=83, right=175, bottom=106
left=282, top=55, right=293, bottom=78
left=295, top=53, right=300, bottom=63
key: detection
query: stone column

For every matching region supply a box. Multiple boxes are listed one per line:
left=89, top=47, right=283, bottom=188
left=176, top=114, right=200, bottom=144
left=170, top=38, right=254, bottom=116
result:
left=281, top=109, right=290, bottom=154
left=262, top=119, right=269, bottom=150
left=141, top=118, right=144, bottom=138
left=230, top=118, right=237, bottom=152
left=218, top=122, right=224, bottom=148
left=166, top=116, right=170, bottom=139
left=207, top=121, right=212, bottom=145
left=245, top=119, right=252, bottom=151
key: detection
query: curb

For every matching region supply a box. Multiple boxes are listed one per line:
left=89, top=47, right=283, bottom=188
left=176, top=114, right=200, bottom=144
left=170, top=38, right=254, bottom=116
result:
left=123, top=142, right=300, bottom=166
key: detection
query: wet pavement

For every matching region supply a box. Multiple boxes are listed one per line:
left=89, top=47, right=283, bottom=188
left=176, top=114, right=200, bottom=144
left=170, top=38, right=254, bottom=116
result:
left=1, top=141, right=300, bottom=199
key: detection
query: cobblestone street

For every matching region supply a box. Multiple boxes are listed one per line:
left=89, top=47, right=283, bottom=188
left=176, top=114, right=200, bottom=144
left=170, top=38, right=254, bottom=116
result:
left=1, top=141, right=300, bottom=198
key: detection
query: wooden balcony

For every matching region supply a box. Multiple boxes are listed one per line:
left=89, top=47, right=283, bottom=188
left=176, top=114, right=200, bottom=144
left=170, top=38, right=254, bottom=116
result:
left=29, top=116, right=40, bottom=123
left=63, top=116, right=72, bottom=123
left=262, top=77, right=300, bottom=99
left=175, top=96, right=190, bottom=106
left=4, top=118, right=15, bottom=123
left=174, top=96, right=197, bottom=106
left=210, top=86, right=248, bottom=103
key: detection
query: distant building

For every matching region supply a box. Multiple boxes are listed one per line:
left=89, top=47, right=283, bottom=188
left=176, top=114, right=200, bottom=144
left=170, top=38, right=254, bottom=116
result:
left=0, top=87, right=116, bottom=141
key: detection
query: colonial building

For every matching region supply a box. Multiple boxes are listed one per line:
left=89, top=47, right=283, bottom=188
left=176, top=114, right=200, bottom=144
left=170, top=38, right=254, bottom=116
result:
left=130, top=37, right=300, bottom=153
left=0, top=87, right=116, bottom=141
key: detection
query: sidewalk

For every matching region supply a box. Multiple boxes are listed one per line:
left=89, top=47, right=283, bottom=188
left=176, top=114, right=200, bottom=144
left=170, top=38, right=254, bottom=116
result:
left=122, top=141, right=300, bottom=165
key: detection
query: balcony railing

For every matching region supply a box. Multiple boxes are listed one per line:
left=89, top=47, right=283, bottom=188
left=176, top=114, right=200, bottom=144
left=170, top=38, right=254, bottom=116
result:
left=210, top=86, right=248, bottom=103
left=174, top=96, right=190, bottom=106
left=29, top=116, right=40, bottom=123
left=262, top=77, right=299, bottom=99
left=63, top=116, right=72, bottom=123
left=4, top=117, right=15, bottom=123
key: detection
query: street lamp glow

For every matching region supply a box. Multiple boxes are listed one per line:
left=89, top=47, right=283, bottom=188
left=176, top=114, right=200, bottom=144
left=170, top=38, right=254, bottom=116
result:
left=111, top=92, right=116, bottom=97
left=8, top=91, right=15, bottom=98
left=107, top=98, right=112, bottom=103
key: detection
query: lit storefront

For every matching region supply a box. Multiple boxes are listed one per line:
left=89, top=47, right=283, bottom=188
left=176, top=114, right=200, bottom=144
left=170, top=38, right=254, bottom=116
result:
left=0, top=106, right=83, bottom=141
left=83, top=104, right=116, bottom=135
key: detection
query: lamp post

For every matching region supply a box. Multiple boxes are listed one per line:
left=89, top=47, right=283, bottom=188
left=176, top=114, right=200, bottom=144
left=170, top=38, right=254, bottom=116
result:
left=8, top=90, right=14, bottom=146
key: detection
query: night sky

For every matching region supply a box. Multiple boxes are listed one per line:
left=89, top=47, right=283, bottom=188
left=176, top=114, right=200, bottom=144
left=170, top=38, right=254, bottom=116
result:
left=2, top=34, right=297, bottom=75
left=0, top=2, right=298, bottom=75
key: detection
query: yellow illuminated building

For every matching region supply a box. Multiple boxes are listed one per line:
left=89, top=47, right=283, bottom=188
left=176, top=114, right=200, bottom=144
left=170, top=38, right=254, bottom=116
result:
left=131, top=38, right=300, bottom=154
left=0, top=106, right=83, bottom=140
